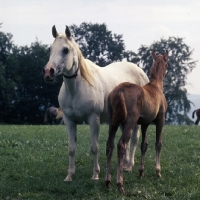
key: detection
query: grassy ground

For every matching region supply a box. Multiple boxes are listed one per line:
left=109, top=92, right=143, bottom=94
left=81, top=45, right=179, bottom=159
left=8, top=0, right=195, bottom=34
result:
left=0, top=125, right=200, bottom=199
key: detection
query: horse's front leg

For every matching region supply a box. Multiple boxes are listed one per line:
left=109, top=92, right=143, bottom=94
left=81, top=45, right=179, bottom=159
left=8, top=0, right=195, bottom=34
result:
left=88, top=114, right=101, bottom=180
left=63, top=119, right=77, bottom=182
left=124, top=125, right=140, bottom=171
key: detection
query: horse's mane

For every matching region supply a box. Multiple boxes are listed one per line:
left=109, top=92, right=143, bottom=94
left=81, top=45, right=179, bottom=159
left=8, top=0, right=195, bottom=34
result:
left=67, top=37, right=94, bottom=86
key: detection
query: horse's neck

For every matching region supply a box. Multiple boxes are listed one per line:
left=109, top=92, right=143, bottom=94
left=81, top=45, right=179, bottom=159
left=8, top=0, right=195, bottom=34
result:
left=63, top=76, right=78, bottom=97
left=63, top=64, right=80, bottom=97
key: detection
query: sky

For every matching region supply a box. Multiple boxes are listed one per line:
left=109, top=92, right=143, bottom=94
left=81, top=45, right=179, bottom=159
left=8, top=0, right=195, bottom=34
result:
left=1, top=0, right=200, bottom=95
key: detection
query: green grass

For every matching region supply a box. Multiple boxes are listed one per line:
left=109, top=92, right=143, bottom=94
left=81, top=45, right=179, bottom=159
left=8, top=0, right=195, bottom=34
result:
left=0, top=125, right=200, bottom=199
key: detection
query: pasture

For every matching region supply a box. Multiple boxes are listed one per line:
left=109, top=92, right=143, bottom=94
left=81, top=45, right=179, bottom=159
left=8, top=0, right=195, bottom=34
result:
left=0, top=125, right=200, bottom=199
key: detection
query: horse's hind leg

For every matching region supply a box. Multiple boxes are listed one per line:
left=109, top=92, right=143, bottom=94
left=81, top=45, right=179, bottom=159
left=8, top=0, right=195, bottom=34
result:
left=139, top=124, right=149, bottom=177
left=117, top=124, right=134, bottom=194
left=105, top=124, right=118, bottom=187
left=124, top=125, right=140, bottom=171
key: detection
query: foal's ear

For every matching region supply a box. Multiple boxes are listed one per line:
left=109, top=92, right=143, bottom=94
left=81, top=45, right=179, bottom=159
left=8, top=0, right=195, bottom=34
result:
left=151, top=51, right=157, bottom=60
left=163, top=50, right=169, bottom=61
left=65, top=26, right=71, bottom=39
left=52, top=25, right=58, bottom=38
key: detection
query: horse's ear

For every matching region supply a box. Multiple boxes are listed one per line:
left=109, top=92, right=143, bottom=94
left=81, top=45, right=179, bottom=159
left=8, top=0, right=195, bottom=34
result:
left=65, top=26, right=71, bottom=38
left=52, top=25, right=58, bottom=38
left=163, top=50, right=169, bottom=61
left=151, top=51, right=157, bottom=60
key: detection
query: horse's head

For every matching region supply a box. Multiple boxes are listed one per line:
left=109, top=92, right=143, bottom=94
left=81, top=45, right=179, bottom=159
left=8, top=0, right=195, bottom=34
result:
left=43, top=25, right=79, bottom=82
left=150, top=51, right=168, bottom=80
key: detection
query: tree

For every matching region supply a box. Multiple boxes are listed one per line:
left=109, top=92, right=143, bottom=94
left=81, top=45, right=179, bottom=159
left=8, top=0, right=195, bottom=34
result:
left=13, top=41, right=62, bottom=124
left=131, top=37, right=196, bottom=124
left=69, top=22, right=126, bottom=66
left=0, top=31, right=17, bottom=123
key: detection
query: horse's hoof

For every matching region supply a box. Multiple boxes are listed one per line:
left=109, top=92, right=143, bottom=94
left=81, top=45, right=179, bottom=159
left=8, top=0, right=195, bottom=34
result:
left=63, top=176, right=72, bottom=182
left=123, top=166, right=132, bottom=172
left=91, top=175, right=99, bottom=180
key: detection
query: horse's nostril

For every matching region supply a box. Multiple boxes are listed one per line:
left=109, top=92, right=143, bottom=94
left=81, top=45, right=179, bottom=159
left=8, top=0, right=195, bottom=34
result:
left=50, top=68, right=54, bottom=75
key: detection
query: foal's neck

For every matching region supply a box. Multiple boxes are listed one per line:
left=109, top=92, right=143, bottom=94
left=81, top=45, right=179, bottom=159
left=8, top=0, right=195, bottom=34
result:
left=149, top=78, right=164, bottom=91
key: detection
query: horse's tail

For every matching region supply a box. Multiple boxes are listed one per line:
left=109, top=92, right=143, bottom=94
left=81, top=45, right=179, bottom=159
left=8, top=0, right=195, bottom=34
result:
left=192, top=110, right=197, bottom=119
left=108, top=89, right=127, bottom=126
left=56, top=107, right=63, bottom=120
left=44, top=108, right=50, bottom=124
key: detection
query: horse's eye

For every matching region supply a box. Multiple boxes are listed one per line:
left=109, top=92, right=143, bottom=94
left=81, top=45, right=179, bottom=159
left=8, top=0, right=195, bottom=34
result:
left=63, top=47, right=69, bottom=54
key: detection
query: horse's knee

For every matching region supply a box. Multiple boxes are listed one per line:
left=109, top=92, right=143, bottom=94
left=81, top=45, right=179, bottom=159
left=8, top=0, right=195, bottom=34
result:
left=90, top=144, right=99, bottom=155
left=68, top=147, right=76, bottom=156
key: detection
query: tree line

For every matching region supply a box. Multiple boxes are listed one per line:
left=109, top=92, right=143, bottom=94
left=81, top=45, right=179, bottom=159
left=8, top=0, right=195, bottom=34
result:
left=0, top=22, right=196, bottom=124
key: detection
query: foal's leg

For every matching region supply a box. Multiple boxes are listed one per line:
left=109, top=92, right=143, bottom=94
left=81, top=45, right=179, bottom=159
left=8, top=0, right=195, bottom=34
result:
left=117, top=124, right=134, bottom=194
left=63, top=119, right=77, bottom=181
left=139, top=124, right=149, bottom=177
left=105, top=124, right=118, bottom=187
left=155, top=121, right=164, bottom=178
left=124, top=125, right=140, bottom=171
left=88, top=114, right=100, bottom=180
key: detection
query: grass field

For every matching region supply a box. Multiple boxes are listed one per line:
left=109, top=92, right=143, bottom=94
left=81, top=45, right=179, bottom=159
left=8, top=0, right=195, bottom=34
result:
left=0, top=125, right=200, bottom=200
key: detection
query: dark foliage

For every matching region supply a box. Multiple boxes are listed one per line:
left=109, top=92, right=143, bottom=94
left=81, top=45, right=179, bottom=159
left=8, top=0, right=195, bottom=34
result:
left=0, top=24, right=196, bottom=124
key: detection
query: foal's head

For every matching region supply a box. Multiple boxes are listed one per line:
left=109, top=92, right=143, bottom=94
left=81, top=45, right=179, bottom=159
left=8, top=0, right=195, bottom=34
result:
left=150, top=51, right=168, bottom=82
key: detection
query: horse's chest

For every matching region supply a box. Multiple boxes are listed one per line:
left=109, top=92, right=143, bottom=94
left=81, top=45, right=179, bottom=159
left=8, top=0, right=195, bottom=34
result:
left=59, top=91, right=103, bottom=121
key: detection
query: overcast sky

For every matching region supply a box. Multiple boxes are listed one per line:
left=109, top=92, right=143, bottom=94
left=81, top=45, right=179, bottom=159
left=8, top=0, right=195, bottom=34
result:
left=1, top=0, right=200, bottom=94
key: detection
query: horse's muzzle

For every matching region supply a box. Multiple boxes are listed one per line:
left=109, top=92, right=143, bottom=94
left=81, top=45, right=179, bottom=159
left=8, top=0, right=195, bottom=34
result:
left=43, top=66, right=55, bottom=81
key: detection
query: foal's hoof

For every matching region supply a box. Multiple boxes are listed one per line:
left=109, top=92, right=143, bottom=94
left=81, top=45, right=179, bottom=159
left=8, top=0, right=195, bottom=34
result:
left=155, top=169, right=161, bottom=178
left=105, top=180, right=111, bottom=188
left=139, top=170, right=144, bottom=178
left=156, top=172, right=161, bottom=178
left=117, top=183, right=125, bottom=194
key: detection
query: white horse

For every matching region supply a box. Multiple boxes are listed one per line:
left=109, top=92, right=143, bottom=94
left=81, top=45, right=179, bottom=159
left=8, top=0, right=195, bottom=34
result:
left=43, top=25, right=149, bottom=181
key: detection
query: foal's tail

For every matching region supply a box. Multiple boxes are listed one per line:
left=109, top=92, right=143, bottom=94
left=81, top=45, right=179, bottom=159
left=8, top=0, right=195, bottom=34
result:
left=108, top=89, right=127, bottom=126
left=44, top=108, right=50, bottom=124
left=192, top=110, right=197, bottom=119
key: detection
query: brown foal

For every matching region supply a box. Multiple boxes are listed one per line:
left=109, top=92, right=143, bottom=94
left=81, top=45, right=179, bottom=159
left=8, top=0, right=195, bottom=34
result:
left=105, top=51, right=168, bottom=194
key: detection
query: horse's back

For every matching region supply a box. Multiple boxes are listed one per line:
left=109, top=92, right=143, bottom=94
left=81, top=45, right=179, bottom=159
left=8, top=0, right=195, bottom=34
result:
left=98, top=62, right=149, bottom=87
